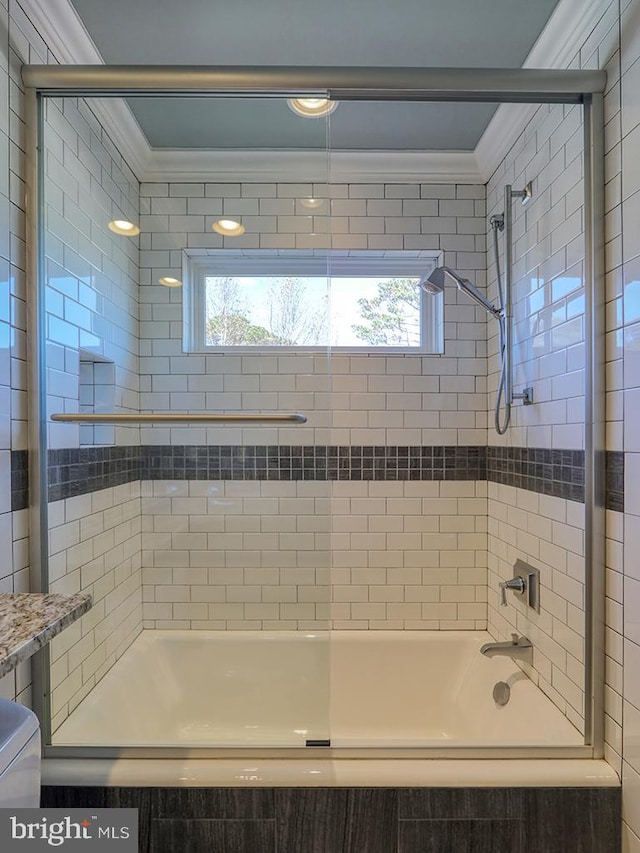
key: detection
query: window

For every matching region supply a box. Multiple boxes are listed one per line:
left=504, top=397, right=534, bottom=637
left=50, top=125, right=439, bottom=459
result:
left=183, top=252, right=443, bottom=353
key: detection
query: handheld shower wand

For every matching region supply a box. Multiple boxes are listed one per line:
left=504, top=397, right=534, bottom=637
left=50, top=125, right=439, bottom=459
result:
left=422, top=185, right=534, bottom=435
left=421, top=264, right=509, bottom=432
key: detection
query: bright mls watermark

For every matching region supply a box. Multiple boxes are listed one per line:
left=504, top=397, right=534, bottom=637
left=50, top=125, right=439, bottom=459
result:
left=0, top=810, right=138, bottom=850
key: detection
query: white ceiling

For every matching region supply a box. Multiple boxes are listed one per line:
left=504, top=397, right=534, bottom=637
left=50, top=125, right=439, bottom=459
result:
left=66, top=0, right=561, bottom=151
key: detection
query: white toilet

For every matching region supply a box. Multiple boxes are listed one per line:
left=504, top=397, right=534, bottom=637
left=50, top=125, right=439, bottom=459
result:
left=0, top=698, right=41, bottom=808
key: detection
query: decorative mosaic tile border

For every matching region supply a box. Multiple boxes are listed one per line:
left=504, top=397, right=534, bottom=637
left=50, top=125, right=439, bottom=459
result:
left=11, top=450, right=28, bottom=512
left=486, top=446, right=585, bottom=502
left=487, top=448, right=623, bottom=510
left=606, top=450, right=624, bottom=513
left=47, top=446, right=143, bottom=504
left=144, top=444, right=488, bottom=483
left=10, top=446, right=624, bottom=511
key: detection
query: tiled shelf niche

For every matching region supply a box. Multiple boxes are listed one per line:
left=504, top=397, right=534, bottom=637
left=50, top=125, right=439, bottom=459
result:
left=78, top=352, right=116, bottom=446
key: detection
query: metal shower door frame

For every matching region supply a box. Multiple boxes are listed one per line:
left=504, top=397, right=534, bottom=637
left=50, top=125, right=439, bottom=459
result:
left=22, top=65, right=606, bottom=759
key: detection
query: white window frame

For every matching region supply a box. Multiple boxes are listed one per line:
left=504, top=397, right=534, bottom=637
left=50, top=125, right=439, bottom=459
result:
left=183, top=250, right=443, bottom=354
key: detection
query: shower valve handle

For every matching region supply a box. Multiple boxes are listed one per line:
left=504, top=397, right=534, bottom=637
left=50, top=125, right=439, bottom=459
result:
left=499, top=576, right=526, bottom=606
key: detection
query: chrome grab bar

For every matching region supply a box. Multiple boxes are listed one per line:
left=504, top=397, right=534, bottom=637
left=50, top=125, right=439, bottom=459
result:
left=50, top=412, right=307, bottom=424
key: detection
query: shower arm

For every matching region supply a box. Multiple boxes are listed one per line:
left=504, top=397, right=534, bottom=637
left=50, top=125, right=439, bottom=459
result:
left=50, top=413, right=307, bottom=424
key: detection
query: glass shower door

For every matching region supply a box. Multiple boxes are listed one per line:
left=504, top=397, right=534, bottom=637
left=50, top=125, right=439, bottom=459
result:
left=39, top=92, right=332, bottom=749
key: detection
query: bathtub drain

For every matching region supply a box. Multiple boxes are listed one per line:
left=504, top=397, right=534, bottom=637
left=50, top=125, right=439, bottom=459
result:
left=492, top=681, right=511, bottom=706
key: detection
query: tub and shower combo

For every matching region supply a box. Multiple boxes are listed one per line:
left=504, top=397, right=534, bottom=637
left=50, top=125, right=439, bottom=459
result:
left=21, top=62, right=619, bottom=851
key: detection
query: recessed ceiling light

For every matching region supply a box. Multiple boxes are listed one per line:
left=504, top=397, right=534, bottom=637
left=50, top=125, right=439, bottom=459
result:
left=158, top=276, right=183, bottom=288
left=287, top=97, right=338, bottom=118
left=299, top=197, right=326, bottom=210
left=108, top=219, right=140, bottom=236
left=212, top=218, right=246, bottom=236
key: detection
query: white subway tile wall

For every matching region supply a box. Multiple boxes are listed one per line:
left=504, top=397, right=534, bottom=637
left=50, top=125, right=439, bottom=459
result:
left=622, top=0, right=640, bottom=846
left=481, top=0, right=640, bottom=841
left=488, top=482, right=586, bottom=733
left=43, top=94, right=140, bottom=451
left=486, top=115, right=586, bottom=452
left=484, top=93, right=589, bottom=735
left=0, top=2, right=25, bottom=704
left=0, top=0, right=50, bottom=704
left=136, top=181, right=488, bottom=629
left=483, top=0, right=620, bottom=753
left=39, top=86, right=142, bottom=723
left=0, top=507, right=29, bottom=704
left=47, top=482, right=142, bottom=734
left=140, top=479, right=487, bottom=630
left=138, top=181, right=488, bottom=448
left=0, top=2, right=143, bottom=706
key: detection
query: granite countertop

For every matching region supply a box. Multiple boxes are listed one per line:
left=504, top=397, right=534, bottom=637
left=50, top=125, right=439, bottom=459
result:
left=0, top=593, right=92, bottom=678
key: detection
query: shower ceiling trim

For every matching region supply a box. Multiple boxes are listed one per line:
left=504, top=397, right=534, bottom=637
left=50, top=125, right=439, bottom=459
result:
left=20, top=0, right=609, bottom=183
left=138, top=150, right=483, bottom=184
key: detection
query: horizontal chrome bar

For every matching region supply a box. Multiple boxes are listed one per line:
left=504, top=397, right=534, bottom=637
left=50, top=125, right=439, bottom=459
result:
left=50, top=413, right=307, bottom=424
left=21, top=66, right=607, bottom=101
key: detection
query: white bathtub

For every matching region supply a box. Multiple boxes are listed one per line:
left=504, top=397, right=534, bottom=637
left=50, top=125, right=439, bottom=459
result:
left=52, top=630, right=583, bottom=750
left=44, top=630, right=619, bottom=789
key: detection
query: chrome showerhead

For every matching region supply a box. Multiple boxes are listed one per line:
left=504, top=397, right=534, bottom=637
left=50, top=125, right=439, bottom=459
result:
left=422, top=266, right=501, bottom=318
left=418, top=268, right=445, bottom=294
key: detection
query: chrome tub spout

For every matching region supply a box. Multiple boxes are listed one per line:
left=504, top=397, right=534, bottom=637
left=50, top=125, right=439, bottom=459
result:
left=480, top=633, right=533, bottom=664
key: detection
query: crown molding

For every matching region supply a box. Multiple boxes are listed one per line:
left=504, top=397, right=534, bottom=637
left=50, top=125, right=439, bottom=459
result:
left=20, top=0, right=610, bottom=185
left=19, top=0, right=476, bottom=183
left=474, top=103, right=538, bottom=183
left=141, top=149, right=483, bottom=184
left=475, top=0, right=611, bottom=181
left=19, top=0, right=101, bottom=63
left=19, top=0, right=152, bottom=179
left=82, top=99, right=149, bottom=180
